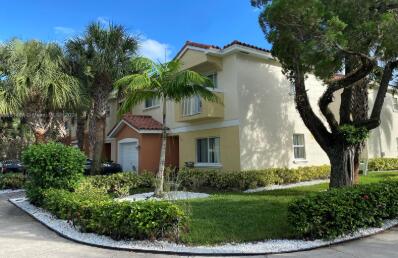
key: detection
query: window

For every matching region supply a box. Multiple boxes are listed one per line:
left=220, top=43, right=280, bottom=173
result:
left=393, top=96, right=398, bottom=112
left=206, top=73, right=218, bottom=89
left=293, top=134, right=306, bottom=160
left=182, top=96, right=202, bottom=116
left=289, top=82, right=296, bottom=96
left=196, top=137, right=220, bottom=163
left=144, top=97, right=159, bottom=109
left=396, top=138, right=398, bottom=155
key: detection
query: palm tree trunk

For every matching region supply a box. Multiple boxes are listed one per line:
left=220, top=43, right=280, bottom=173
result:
left=76, top=112, right=86, bottom=151
left=155, top=97, right=167, bottom=196
left=92, top=117, right=105, bottom=174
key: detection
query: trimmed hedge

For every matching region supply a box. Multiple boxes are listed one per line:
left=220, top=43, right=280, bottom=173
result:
left=368, top=158, right=398, bottom=171
left=177, top=165, right=330, bottom=191
left=80, top=172, right=155, bottom=198
left=0, top=173, right=26, bottom=189
left=22, top=142, right=86, bottom=205
left=42, top=188, right=186, bottom=241
left=288, top=181, right=398, bottom=240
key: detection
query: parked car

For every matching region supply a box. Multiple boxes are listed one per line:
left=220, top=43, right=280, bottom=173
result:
left=84, top=159, right=123, bottom=175
left=0, top=160, right=26, bottom=174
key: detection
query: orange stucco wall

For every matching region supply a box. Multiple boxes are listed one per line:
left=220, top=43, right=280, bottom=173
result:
left=114, top=125, right=179, bottom=174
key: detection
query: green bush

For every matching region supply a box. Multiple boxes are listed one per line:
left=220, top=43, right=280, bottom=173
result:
left=288, top=181, right=398, bottom=239
left=368, top=158, right=398, bottom=171
left=0, top=173, right=26, bottom=189
left=22, top=142, right=86, bottom=205
left=177, top=165, right=330, bottom=191
left=81, top=172, right=154, bottom=198
left=42, top=188, right=186, bottom=241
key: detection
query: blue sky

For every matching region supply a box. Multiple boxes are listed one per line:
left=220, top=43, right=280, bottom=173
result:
left=0, top=0, right=271, bottom=61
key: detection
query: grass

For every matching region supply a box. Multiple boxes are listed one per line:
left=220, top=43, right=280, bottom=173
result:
left=178, top=171, right=398, bottom=245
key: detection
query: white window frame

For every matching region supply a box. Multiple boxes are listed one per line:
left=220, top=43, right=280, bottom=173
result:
left=293, top=134, right=306, bottom=160
left=195, top=137, right=221, bottom=166
left=392, top=96, right=398, bottom=112
left=144, top=97, right=160, bottom=109
left=182, top=96, right=202, bottom=116
left=205, top=72, right=218, bottom=89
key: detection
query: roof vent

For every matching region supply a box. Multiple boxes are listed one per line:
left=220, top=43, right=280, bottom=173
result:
left=239, top=50, right=250, bottom=55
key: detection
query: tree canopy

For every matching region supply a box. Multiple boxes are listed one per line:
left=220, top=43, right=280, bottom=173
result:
left=252, top=0, right=398, bottom=187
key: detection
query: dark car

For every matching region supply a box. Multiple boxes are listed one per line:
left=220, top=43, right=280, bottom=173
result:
left=1, top=160, right=26, bottom=174
left=84, top=159, right=122, bottom=175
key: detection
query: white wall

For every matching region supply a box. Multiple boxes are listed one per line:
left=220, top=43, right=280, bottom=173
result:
left=236, top=54, right=330, bottom=169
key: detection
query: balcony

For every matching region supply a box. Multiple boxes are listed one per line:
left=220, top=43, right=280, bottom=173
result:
left=175, top=92, right=224, bottom=122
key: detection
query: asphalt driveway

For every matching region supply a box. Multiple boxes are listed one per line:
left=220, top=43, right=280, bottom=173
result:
left=1, top=192, right=398, bottom=258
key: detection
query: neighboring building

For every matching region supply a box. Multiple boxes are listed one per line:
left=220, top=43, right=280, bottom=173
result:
left=70, top=40, right=398, bottom=173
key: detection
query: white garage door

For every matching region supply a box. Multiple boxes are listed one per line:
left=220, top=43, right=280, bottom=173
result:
left=119, top=142, right=138, bottom=172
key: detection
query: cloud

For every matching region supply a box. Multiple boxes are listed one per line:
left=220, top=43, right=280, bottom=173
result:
left=54, top=26, right=75, bottom=35
left=138, top=38, right=172, bottom=62
left=97, top=16, right=109, bottom=26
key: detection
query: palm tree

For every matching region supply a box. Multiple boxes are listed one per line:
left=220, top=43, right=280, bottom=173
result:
left=115, top=57, right=219, bottom=196
left=0, top=39, right=80, bottom=142
left=66, top=22, right=138, bottom=174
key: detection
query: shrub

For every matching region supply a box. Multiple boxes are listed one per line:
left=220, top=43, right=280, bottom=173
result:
left=177, top=165, right=330, bottom=191
left=368, top=158, right=398, bottom=171
left=288, top=181, right=398, bottom=240
left=22, top=142, right=86, bottom=205
left=42, top=188, right=186, bottom=241
left=0, top=173, right=26, bottom=189
left=81, top=172, right=154, bottom=198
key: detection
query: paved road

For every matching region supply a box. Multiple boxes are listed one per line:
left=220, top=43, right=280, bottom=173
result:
left=1, top=192, right=398, bottom=258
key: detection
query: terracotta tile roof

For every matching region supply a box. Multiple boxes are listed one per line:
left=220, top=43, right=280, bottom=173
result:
left=122, top=113, right=164, bottom=130
left=175, top=40, right=270, bottom=58
left=222, top=40, right=270, bottom=53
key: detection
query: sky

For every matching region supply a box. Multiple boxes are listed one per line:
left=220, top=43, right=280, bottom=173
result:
left=0, top=0, right=271, bottom=61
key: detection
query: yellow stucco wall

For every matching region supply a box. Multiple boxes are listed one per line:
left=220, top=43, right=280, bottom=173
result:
left=178, top=126, right=241, bottom=171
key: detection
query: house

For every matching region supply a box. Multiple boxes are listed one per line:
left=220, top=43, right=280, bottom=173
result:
left=70, top=40, right=398, bottom=173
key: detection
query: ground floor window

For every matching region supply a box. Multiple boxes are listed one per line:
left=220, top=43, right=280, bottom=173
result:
left=196, top=137, right=220, bottom=163
left=293, top=134, right=306, bottom=159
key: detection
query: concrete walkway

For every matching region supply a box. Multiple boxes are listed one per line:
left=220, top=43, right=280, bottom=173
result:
left=1, top=192, right=398, bottom=258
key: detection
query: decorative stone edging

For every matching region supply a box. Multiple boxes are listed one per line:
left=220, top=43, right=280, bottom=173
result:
left=0, top=189, right=25, bottom=195
left=9, top=197, right=398, bottom=255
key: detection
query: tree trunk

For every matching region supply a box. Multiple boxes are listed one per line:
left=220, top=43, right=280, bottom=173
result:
left=76, top=112, right=86, bottom=151
left=155, top=97, right=167, bottom=197
left=87, top=104, right=96, bottom=159
left=91, top=117, right=105, bottom=174
left=329, top=145, right=356, bottom=188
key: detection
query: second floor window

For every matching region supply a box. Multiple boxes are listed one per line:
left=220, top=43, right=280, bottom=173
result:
left=182, top=96, right=202, bottom=116
left=393, top=96, right=398, bottom=112
left=145, top=97, right=159, bottom=109
left=206, top=72, right=218, bottom=89
left=293, top=134, right=306, bottom=160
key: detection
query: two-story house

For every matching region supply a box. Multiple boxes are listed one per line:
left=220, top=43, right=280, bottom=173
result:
left=70, top=40, right=398, bottom=173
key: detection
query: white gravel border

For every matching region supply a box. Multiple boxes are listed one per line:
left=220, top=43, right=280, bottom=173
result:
left=10, top=197, right=398, bottom=255
left=118, top=191, right=210, bottom=202
left=0, top=189, right=25, bottom=195
left=244, top=179, right=329, bottom=193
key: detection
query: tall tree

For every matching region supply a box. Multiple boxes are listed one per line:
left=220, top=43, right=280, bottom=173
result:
left=252, top=0, right=398, bottom=187
left=66, top=22, right=138, bottom=174
left=115, top=57, right=219, bottom=196
left=0, top=39, right=80, bottom=142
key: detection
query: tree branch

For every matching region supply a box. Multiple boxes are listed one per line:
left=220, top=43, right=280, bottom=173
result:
left=319, top=57, right=375, bottom=132
left=294, top=64, right=332, bottom=152
left=356, top=60, right=398, bottom=130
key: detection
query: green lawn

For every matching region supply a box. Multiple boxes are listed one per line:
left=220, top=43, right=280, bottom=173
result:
left=178, top=171, right=398, bottom=245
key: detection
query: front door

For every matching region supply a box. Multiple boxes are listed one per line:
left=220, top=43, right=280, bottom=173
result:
left=119, top=141, right=138, bottom=172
